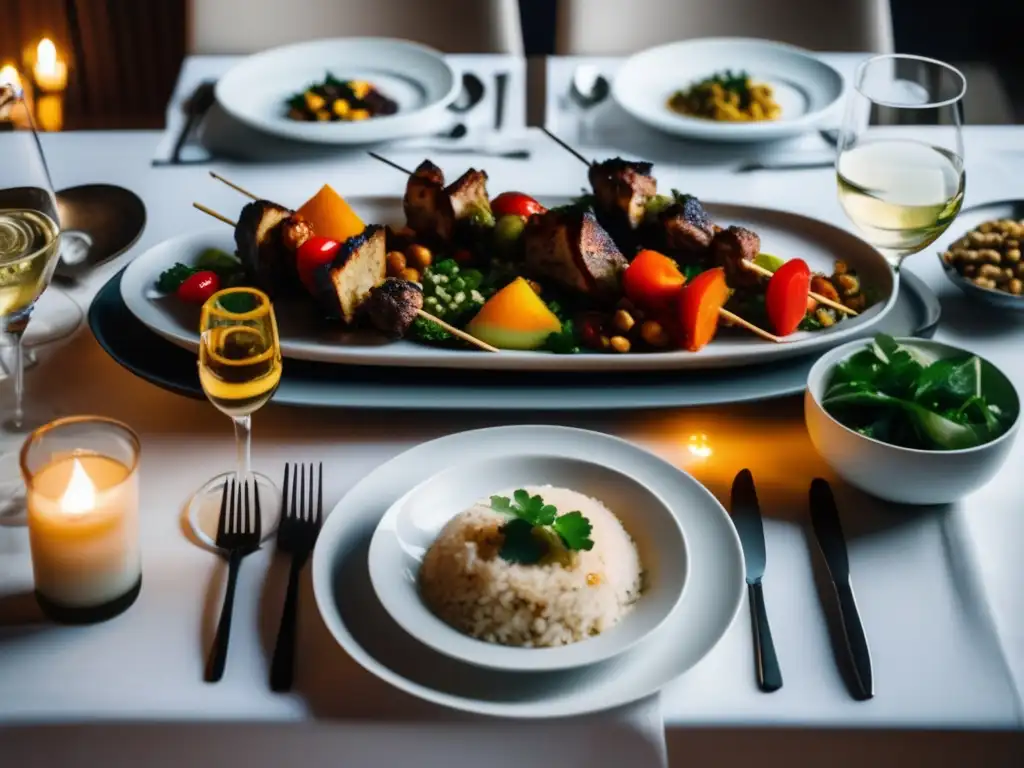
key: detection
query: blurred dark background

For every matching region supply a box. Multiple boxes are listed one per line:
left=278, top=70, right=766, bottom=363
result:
left=1, top=0, right=1021, bottom=130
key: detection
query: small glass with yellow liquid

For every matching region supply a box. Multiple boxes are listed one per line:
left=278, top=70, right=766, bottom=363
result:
left=188, top=288, right=282, bottom=546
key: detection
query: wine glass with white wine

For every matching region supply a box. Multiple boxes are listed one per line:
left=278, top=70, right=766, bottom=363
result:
left=187, top=287, right=282, bottom=545
left=836, top=55, right=966, bottom=270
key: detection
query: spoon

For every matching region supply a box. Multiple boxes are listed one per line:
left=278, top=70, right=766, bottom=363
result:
left=568, top=66, right=610, bottom=145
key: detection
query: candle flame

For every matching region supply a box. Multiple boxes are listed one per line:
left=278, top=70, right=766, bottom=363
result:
left=60, top=458, right=96, bottom=515
left=0, top=64, right=21, bottom=90
left=37, top=39, right=57, bottom=69
left=687, top=433, right=713, bottom=459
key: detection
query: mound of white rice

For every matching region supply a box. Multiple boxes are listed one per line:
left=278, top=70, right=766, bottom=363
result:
left=419, top=485, right=643, bottom=647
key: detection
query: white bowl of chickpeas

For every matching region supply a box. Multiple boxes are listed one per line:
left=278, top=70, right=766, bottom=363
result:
left=938, top=201, right=1024, bottom=311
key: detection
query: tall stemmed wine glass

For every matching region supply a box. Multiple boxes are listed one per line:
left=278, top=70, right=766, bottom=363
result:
left=835, top=55, right=967, bottom=270
left=188, top=287, right=282, bottom=544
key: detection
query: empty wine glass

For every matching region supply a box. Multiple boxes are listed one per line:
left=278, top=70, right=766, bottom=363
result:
left=835, top=55, right=966, bottom=270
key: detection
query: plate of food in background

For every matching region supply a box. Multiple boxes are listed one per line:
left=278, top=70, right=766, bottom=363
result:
left=612, top=38, right=845, bottom=142
left=214, top=38, right=459, bottom=145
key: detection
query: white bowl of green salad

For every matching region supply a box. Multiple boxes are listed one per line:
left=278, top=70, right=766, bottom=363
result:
left=805, top=335, right=1020, bottom=505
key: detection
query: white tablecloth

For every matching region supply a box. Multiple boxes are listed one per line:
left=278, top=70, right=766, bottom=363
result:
left=2, top=124, right=1024, bottom=766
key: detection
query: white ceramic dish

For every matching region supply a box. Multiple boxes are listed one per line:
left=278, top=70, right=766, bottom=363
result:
left=120, top=196, right=897, bottom=372
left=805, top=337, right=1020, bottom=505
left=311, top=425, right=745, bottom=717
left=215, top=38, right=459, bottom=145
left=368, top=454, right=688, bottom=672
left=613, top=38, right=845, bottom=143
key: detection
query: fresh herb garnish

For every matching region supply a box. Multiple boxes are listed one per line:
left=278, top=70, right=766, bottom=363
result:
left=542, top=299, right=581, bottom=354
left=822, top=334, right=1011, bottom=451
left=491, top=490, right=594, bottom=564
left=156, top=263, right=197, bottom=293
left=408, top=314, right=453, bottom=344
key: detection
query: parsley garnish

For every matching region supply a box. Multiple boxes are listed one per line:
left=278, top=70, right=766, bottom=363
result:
left=490, top=490, right=595, bottom=564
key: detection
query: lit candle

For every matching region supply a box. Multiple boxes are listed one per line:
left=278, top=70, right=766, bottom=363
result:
left=0, top=63, right=32, bottom=128
left=35, top=93, right=63, bottom=132
left=21, top=417, right=142, bottom=624
left=32, top=38, right=67, bottom=93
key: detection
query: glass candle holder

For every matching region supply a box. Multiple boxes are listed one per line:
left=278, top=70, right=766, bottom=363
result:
left=20, top=416, right=142, bottom=624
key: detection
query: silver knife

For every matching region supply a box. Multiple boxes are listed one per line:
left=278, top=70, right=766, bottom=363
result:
left=808, top=478, right=874, bottom=699
left=731, top=469, right=782, bottom=692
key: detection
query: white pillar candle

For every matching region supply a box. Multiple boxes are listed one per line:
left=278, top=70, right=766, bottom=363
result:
left=22, top=418, right=142, bottom=623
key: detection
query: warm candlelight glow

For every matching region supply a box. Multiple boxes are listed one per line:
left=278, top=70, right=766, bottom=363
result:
left=0, top=63, right=22, bottom=91
left=687, top=433, right=713, bottom=459
left=60, top=458, right=96, bottom=516
left=32, top=38, right=67, bottom=93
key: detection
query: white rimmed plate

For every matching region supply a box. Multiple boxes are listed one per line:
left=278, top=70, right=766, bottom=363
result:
left=613, top=38, right=845, bottom=143
left=311, top=425, right=745, bottom=718
left=367, top=454, right=688, bottom=672
left=215, top=38, right=459, bottom=145
left=119, top=196, right=897, bottom=372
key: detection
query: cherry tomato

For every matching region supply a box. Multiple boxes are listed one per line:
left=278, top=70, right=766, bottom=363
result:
left=765, top=258, right=812, bottom=336
left=296, top=236, right=341, bottom=294
left=491, top=192, right=546, bottom=219
left=176, top=271, right=220, bottom=304
left=622, top=249, right=686, bottom=311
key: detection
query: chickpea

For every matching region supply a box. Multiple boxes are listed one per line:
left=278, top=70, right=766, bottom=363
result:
left=1006, top=248, right=1021, bottom=264
left=640, top=320, right=670, bottom=347
left=961, top=249, right=979, bottom=263
left=967, top=230, right=985, bottom=245
left=1010, top=279, right=1023, bottom=295
left=1007, top=239, right=1021, bottom=250
left=405, top=244, right=433, bottom=270
left=978, top=264, right=1002, bottom=280
left=973, top=276, right=996, bottom=289
left=398, top=267, right=421, bottom=283
left=612, top=309, right=635, bottom=334
left=385, top=250, right=407, bottom=276
left=836, top=273, right=860, bottom=296
left=979, top=221, right=994, bottom=234
left=599, top=335, right=611, bottom=351
left=1004, top=268, right=1016, bottom=283
left=987, top=233, right=1005, bottom=247
left=941, top=250, right=955, bottom=264
left=980, top=249, right=1002, bottom=265
left=609, top=335, right=632, bottom=353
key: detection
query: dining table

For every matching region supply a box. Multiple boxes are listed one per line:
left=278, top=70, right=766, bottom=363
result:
left=1, top=52, right=1024, bottom=767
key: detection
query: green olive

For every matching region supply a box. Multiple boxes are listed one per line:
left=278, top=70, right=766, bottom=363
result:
left=494, top=214, right=526, bottom=252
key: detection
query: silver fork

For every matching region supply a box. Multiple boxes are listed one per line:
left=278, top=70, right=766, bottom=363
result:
left=269, top=463, right=323, bottom=692
left=204, top=477, right=262, bottom=683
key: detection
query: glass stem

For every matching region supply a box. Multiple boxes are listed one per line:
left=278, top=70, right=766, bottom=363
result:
left=9, top=329, right=25, bottom=430
left=233, top=415, right=252, bottom=481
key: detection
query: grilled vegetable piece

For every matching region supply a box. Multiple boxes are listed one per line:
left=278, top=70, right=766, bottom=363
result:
left=661, top=193, right=716, bottom=255
left=522, top=208, right=628, bottom=300
left=404, top=160, right=454, bottom=244
left=588, top=158, right=657, bottom=231
left=447, top=168, right=493, bottom=225
left=712, top=225, right=761, bottom=288
left=234, top=200, right=300, bottom=297
left=364, top=277, right=423, bottom=338
left=312, top=225, right=386, bottom=324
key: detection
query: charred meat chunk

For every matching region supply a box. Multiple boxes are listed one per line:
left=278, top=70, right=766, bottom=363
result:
left=234, top=200, right=299, bottom=297
left=404, top=160, right=454, bottom=244
left=523, top=209, right=628, bottom=300
left=661, top=194, right=715, bottom=255
left=280, top=214, right=315, bottom=253
left=311, top=225, right=386, bottom=324
left=588, top=158, right=656, bottom=231
left=712, top=225, right=761, bottom=288
left=364, top=277, right=423, bottom=338
left=446, top=168, right=492, bottom=224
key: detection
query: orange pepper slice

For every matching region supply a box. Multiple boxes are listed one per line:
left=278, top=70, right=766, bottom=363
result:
left=678, top=267, right=729, bottom=352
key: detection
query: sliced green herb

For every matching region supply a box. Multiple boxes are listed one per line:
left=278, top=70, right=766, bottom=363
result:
left=491, top=489, right=594, bottom=564
left=156, top=263, right=198, bottom=293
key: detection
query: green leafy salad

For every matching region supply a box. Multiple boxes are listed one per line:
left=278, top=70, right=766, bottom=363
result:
left=822, top=334, right=1013, bottom=451
left=490, top=490, right=594, bottom=565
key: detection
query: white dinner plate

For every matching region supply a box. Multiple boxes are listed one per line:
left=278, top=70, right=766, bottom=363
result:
left=214, top=38, right=459, bottom=145
left=613, top=38, right=846, bottom=143
left=119, top=196, right=897, bottom=373
left=311, top=426, right=745, bottom=717
left=367, top=454, right=689, bottom=672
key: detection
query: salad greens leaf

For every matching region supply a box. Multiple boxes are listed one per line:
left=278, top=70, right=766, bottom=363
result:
left=156, top=263, right=197, bottom=293
left=822, top=334, right=1010, bottom=451
left=490, top=490, right=595, bottom=564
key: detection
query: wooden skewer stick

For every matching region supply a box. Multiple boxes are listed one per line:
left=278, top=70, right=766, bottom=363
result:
left=719, top=309, right=782, bottom=343
left=739, top=260, right=858, bottom=316
left=367, top=152, right=415, bottom=176
left=209, top=171, right=261, bottom=201
left=191, top=202, right=499, bottom=353
left=541, top=127, right=593, bottom=167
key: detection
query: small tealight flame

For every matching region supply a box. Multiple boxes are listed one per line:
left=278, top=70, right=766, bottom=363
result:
left=0, top=64, right=21, bottom=90
left=37, top=39, right=57, bottom=69
left=687, top=433, right=713, bottom=459
left=60, top=458, right=96, bottom=516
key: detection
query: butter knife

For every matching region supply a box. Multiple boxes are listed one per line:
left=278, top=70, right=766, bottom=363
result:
left=808, top=478, right=874, bottom=699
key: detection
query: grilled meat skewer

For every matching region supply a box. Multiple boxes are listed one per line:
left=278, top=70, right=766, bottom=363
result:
left=403, top=160, right=494, bottom=247
left=712, top=226, right=761, bottom=289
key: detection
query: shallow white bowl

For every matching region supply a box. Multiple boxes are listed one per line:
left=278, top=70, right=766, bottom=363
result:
left=367, top=454, right=688, bottom=672
left=613, top=38, right=845, bottom=143
left=806, top=338, right=1020, bottom=505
